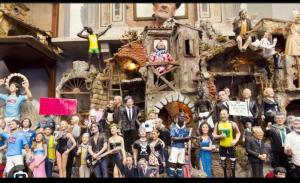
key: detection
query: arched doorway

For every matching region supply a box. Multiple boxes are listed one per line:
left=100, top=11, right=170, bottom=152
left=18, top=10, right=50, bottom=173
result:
left=286, top=99, right=300, bottom=116
left=152, top=93, right=194, bottom=128
left=158, top=101, right=193, bottom=128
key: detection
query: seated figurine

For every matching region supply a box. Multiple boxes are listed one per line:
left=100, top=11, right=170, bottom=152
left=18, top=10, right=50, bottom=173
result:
left=149, top=40, right=174, bottom=74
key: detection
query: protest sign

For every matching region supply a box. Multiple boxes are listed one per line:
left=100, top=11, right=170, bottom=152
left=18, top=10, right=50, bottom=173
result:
left=39, top=97, right=77, bottom=115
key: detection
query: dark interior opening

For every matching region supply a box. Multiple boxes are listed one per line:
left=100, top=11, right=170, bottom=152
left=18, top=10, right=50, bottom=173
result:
left=185, top=40, right=191, bottom=55
left=215, top=75, right=259, bottom=100
left=158, top=101, right=193, bottom=128
left=286, top=99, right=300, bottom=116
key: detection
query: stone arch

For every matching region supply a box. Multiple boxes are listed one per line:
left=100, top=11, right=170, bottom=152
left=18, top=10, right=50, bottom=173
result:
left=153, top=92, right=195, bottom=127
left=56, top=74, right=89, bottom=97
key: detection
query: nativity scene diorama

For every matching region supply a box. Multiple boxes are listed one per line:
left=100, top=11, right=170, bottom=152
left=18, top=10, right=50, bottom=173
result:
left=1, top=2, right=300, bottom=179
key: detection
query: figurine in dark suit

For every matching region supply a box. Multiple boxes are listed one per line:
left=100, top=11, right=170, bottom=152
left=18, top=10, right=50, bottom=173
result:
left=137, top=158, right=154, bottom=178
left=214, top=91, right=233, bottom=122
left=239, top=88, right=259, bottom=127
left=246, top=126, right=267, bottom=178
left=118, top=96, right=141, bottom=153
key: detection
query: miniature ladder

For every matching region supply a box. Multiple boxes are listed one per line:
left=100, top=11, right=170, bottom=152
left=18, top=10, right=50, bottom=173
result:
left=108, top=67, right=123, bottom=100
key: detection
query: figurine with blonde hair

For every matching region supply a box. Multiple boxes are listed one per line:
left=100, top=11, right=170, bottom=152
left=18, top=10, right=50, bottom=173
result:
left=261, top=87, right=280, bottom=125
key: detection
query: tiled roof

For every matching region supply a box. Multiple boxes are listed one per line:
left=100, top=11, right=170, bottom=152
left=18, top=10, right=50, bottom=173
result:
left=114, top=40, right=148, bottom=67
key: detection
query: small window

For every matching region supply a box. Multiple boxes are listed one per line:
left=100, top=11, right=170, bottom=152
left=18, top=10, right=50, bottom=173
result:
left=153, top=39, right=169, bottom=52
left=185, top=39, right=194, bottom=56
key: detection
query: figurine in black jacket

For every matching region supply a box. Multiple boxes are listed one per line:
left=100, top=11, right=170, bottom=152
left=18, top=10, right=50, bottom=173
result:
left=265, top=112, right=291, bottom=169
left=239, top=88, right=259, bottom=127
left=124, top=155, right=138, bottom=178
left=246, top=126, right=267, bottom=178
left=137, top=158, right=154, bottom=178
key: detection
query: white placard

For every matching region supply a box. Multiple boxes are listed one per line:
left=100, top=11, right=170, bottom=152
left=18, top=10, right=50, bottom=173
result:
left=228, top=101, right=251, bottom=117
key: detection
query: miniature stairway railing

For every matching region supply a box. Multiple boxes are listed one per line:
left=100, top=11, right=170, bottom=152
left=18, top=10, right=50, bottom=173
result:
left=146, top=61, right=180, bottom=91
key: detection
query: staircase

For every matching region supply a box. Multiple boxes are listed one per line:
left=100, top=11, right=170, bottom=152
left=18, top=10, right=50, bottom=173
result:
left=108, top=65, right=123, bottom=100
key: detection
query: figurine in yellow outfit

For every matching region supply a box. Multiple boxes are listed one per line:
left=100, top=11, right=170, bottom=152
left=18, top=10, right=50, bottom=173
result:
left=77, top=24, right=112, bottom=72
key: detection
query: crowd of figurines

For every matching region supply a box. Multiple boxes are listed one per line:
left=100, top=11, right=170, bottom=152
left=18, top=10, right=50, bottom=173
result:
left=1, top=3, right=300, bottom=179
left=0, top=82, right=300, bottom=178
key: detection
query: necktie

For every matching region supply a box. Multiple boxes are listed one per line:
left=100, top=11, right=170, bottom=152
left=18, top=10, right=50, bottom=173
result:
left=246, top=100, right=250, bottom=116
left=257, top=139, right=261, bottom=147
left=129, top=108, right=132, bottom=121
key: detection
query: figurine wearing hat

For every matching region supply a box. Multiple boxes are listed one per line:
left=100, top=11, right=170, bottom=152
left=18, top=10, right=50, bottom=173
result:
left=233, top=9, right=253, bottom=52
left=152, top=3, right=181, bottom=27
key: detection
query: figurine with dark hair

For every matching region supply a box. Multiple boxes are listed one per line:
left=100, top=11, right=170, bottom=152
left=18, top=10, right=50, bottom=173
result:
left=233, top=9, right=252, bottom=52
left=168, top=111, right=191, bottom=178
left=119, top=96, right=141, bottom=153
left=194, top=88, right=214, bottom=129
left=77, top=24, right=112, bottom=72
left=21, top=118, right=36, bottom=148
left=223, top=87, right=231, bottom=100
left=0, top=78, right=32, bottom=131
left=195, top=122, right=213, bottom=177
left=213, top=109, right=241, bottom=178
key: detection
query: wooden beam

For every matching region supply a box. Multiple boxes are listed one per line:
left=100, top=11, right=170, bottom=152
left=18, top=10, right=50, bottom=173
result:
left=48, top=62, right=56, bottom=97
left=3, top=58, right=20, bottom=73
left=51, top=3, right=60, bottom=37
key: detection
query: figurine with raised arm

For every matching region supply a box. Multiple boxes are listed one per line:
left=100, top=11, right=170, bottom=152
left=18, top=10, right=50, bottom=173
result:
left=0, top=76, right=32, bottom=131
left=77, top=24, right=112, bottom=72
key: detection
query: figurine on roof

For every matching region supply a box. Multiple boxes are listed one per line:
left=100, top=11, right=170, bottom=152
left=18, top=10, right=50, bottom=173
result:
left=233, top=9, right=253, bottom=52
left=77, top=24, right=112, bottom=73
left=149, top=40, right=174, bottom=74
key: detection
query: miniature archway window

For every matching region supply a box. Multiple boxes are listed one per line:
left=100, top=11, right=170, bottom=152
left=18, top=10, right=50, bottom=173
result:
left=59, top=77, right=90, bottom=114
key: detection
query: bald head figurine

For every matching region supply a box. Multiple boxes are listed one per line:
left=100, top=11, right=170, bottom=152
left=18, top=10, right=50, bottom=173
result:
left=152, top=3, right=181, bottom=27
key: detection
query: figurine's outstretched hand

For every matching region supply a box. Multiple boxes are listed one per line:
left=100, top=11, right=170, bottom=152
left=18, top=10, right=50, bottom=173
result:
left=107, top=24, right=112, bottom=29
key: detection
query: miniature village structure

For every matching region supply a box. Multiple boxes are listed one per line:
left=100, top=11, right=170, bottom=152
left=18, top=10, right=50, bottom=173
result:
left=1, top=3, right=300, bottom=128
left=2, top=3, right=300, bottom=178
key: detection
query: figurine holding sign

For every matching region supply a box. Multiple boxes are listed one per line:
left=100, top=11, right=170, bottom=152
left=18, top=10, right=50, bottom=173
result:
left=239, top=88, right=259, bottom=127
left=77, top=24, right=112, bottom=72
